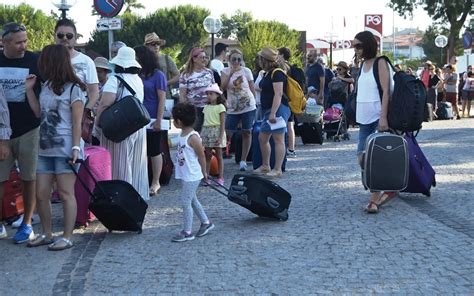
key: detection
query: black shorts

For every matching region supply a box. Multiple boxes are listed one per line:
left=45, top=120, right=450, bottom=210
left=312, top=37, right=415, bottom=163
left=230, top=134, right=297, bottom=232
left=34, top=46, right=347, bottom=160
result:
left=146, top=130, right=164, bottom=157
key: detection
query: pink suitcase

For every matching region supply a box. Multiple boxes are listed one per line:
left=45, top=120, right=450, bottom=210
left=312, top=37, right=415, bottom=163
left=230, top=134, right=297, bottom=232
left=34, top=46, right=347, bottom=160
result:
left=75, top=146, right=112, bottom=227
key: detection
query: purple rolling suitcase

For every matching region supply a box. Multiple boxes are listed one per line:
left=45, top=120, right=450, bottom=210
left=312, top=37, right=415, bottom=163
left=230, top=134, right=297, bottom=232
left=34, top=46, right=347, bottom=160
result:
left=401, top=132, right=436, bottom=196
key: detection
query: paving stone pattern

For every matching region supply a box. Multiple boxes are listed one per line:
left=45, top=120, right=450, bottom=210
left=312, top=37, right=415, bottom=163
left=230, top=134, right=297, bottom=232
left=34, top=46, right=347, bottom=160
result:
left=1, top=119, right=473, bottom=294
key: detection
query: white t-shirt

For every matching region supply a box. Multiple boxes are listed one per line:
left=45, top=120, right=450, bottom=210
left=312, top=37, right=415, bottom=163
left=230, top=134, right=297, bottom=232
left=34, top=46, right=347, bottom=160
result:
left=39, top=82, right=86, bottom=157
left=71, top=51, right=99, bottom=85
left=175, top=131, right=203, bottom=182
left=221, top=67, right=256, bottom=114
left=103, top=74, right=144, bottom=103
left=210, top=59, right=225, bottom=75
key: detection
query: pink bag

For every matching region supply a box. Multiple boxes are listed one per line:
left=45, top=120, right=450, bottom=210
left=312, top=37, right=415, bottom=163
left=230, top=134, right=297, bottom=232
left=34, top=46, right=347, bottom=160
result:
left=74, top=146, right=112, bottom=227
left=323, top=107, right=342, bottom=121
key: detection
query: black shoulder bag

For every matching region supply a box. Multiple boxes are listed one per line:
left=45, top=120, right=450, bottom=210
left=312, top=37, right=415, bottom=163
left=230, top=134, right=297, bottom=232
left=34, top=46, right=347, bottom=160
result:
left=99, top=75, right=150, bottom=143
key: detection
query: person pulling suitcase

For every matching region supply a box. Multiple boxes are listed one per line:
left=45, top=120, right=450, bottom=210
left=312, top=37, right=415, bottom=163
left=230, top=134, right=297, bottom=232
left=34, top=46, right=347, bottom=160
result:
left=171, top=103, right=215, bottom=242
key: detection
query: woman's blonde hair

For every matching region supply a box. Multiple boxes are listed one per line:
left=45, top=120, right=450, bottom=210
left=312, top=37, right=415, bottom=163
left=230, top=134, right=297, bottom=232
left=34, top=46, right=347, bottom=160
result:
left=183, top=47, right=205, bottom=76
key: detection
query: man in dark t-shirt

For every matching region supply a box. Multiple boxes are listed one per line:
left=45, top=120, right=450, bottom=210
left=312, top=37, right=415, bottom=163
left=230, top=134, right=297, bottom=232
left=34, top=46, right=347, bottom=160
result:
left=0, top=22, right=41, bottom=243
left=305, top=51, right=325, bottom=104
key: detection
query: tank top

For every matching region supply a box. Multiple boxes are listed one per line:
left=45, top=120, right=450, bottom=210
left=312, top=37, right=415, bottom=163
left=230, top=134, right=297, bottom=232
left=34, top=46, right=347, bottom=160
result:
left=175, top=130, right=204, bottom=182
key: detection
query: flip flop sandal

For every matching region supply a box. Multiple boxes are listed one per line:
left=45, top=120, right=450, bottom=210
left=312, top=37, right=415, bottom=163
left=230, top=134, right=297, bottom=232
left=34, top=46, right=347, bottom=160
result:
left=364, top=201, right=379, bottom=214
left=48, top=237, right=74, bottom=251
left=27, top=234, right=54, bottom=248
left=252, top=166, right=271, bottom=175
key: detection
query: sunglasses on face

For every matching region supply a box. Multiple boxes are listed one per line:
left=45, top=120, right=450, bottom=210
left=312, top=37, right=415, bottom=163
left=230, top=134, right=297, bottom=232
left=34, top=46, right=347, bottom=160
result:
left=56, top=32, right=74, bottom=40
left=353, top=43, right=363, bottom=50
left=231, top=57, right=242, bottom=62
left=146, top=42, right=160, bottom=47
left=2, top=24, right=26, bottom=38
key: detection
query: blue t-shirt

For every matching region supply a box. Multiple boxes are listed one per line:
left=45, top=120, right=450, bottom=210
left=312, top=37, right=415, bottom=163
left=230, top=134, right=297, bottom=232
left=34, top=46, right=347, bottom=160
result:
left=259, top=69, right=288, bottom=110
left=141, top=70, right=167, bottom=118
left=305, top=62, right=325, bottom=93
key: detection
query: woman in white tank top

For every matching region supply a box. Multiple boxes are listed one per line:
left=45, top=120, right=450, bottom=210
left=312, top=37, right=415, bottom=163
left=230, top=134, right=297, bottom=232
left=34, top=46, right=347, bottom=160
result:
left=353, top=31, right=396, bottom=214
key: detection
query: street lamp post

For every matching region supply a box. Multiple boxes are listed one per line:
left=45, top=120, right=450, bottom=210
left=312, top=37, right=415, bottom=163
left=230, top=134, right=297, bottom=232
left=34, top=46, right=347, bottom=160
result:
left=203, top=16, right=222, bottom=60
left=52, top=0, right=77, bottom=19
left=435, top=35, right=448, bottom=66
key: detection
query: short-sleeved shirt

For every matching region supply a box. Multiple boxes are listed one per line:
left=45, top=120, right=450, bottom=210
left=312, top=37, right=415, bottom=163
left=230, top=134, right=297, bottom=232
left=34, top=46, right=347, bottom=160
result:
left=38, top=82, right=86, bottom=157
left=141, top=70, right=167, bottom=118
left=210, top=59, right=225, bottom=76
left=428, top=75, right=441, bottom=88
left=259, top=69, right=288, bottom=110
left=71, top=52, right=99, bottom=85
left=203, top=104, right=226, bottom=126
left=0, top=51, right=41, bottom=139
left=179, top=69, right=215, bottom=108
left=158, top=54, right=179, bottom=82
left=221, top=67, right=256, bottom=114
left=444, top=73, right=458, bottom=93
left=305, top=62, right=325, bottom=92
left=103, top=74, right=144, bottom=103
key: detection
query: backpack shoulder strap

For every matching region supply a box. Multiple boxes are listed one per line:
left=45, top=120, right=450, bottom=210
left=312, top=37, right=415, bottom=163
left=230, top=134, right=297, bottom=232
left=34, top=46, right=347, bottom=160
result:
left=271, top=68, right=287, bottom=79
left=372, top=55, right=394, bottom=100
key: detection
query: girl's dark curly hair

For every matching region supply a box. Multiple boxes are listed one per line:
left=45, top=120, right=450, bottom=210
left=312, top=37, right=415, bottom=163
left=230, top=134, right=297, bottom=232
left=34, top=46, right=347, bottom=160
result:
left=172, top=102, right=196, bottom=127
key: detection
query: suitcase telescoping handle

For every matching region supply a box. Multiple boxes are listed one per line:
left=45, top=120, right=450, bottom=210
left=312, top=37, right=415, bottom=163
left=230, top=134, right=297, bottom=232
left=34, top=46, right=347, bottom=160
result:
left=207, top=178, right=229, bottom=197
left=67, top=159, right=108, bottom=200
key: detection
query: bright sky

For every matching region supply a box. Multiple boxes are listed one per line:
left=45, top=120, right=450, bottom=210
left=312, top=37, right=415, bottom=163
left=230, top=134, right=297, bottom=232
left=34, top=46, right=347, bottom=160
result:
left=3, top=0, right=436, bottom=43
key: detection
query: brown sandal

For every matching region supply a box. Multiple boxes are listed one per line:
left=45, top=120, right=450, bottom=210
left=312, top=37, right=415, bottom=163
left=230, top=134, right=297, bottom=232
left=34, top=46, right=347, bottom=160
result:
left=27, top=234, right=54, bottom=248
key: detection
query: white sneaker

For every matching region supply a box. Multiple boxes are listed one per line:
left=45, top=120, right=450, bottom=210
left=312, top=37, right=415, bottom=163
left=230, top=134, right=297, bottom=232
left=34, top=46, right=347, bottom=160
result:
left=239, top=161, right=247, bottom=171
left=0, top=225, right=7, bottom=239
left=12, top=214, right=41, bottom=228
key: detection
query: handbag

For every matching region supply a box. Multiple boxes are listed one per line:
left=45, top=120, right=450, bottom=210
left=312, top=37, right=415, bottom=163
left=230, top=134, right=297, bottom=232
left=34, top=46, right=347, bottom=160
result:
left=99, top=75, right=150, bottom=143
left=81, top=108, right=94, bottom=144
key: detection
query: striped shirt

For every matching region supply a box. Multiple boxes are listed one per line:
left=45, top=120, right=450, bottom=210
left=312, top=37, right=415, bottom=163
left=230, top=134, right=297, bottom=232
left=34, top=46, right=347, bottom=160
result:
left=0, top=85, right=11, bottom=140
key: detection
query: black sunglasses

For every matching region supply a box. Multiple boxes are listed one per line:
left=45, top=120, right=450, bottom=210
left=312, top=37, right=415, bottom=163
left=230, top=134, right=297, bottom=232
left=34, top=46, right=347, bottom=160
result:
left=231, top=57, right=242, bottom=62
left=2, top=23, right=26, bottom=38
left=353, top=43, right=363, bottom=50
left=146, top=42, right=160, bottom=47
left=56, top=32, right=74, bottom=40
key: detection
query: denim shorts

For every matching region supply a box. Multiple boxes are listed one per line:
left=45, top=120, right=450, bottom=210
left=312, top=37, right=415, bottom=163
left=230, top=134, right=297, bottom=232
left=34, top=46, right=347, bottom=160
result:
left=357, top=120, right=379, bottom=155
left=260, top=104, right=291, bottom=134
left=225, top=109, right=256, bottom=132
left=37, top=155, right=78, bottom=174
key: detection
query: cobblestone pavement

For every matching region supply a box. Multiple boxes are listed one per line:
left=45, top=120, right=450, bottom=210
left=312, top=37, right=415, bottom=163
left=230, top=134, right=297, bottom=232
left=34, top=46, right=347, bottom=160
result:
left=1, top=118, right=473, bottom=295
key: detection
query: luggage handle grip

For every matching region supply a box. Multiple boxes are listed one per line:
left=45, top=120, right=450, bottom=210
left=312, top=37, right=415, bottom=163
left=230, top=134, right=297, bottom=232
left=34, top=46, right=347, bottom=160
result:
left=66, top=158, right=108, bottom=201
left=206, top=178, right=229, bottom=197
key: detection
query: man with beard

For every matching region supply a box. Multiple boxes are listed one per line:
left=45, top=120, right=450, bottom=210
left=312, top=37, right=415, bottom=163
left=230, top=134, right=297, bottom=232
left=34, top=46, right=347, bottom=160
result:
left=0, top=22, right=41, bottom=243
left=54, top=19, right=99, bottom=116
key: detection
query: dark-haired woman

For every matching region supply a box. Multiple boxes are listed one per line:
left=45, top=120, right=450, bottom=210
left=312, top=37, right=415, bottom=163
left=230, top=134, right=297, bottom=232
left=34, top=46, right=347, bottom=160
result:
left=135, top=45, right=167, bottom=196
left=95, top=46, right=149, bottom=201
left=28, top=44, right=86, bottom=251
left=353, top=31, right=396, bottom=214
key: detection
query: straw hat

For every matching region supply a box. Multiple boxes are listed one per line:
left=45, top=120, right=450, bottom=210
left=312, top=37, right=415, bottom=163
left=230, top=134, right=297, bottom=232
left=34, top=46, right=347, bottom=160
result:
left=203, top=83, right=222, bottom=95
left=144, top=32, right=166, bottom=46
left=109, top=46, right=141, bottom=69
left=258, top=47, right=278, bottom=62
left=94, top=57, right=111, bottom=72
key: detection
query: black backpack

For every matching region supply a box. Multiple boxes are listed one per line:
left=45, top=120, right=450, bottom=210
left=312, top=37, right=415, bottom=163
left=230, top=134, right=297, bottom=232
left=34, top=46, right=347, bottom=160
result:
left=373, top=56, right=427, bottom=133
left=288, top=64, right=306, bottom=91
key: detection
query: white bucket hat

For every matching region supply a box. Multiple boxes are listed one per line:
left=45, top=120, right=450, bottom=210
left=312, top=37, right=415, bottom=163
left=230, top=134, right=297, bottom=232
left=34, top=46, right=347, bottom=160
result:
left=109, top=46, right=141, bottom=69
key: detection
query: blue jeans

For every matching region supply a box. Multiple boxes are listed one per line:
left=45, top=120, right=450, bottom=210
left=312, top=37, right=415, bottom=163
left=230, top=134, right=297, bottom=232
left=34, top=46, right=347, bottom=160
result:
left=225, top=109, right=257, bottom=132
left=357, top=120, right=379, bottom=155
left=37, top=156, right=78, bottom=174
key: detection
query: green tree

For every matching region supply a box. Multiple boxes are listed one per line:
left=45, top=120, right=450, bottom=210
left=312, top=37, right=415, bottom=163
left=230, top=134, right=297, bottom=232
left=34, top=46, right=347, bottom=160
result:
left=0, top=4, right=57, bottom=52
left=389, top=0, right=472, bottom=63
left=238, top=20, right=302, bottom=70
left=218, top=10, right=253, bottom=40
left=123, top=0, right=144, bottom=14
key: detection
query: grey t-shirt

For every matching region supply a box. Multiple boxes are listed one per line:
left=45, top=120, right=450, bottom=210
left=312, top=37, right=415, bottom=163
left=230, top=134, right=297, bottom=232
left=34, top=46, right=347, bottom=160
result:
left=39, top=82, right=86, bottom=157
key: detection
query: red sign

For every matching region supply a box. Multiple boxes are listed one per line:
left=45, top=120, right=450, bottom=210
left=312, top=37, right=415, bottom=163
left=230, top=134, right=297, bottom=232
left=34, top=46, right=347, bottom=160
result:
left=364, top=14, right=383, bottom=52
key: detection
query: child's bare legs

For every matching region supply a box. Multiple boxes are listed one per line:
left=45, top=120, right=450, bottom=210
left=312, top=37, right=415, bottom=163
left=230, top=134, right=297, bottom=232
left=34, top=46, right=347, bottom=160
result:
left=204, top=147, right=213, bottom=176
left=214, top=147, right=224, bottom=179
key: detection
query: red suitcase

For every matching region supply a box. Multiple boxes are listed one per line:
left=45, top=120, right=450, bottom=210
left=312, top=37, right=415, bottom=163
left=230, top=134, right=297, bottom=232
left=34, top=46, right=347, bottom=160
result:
left=74, top=146, right=112, bottom=227
left=2, top=167, right=24, bottom=220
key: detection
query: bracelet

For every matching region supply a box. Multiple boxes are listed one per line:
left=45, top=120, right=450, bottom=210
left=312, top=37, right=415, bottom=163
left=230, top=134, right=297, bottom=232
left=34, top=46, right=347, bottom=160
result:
left=72, top=146, right=81, bottom=152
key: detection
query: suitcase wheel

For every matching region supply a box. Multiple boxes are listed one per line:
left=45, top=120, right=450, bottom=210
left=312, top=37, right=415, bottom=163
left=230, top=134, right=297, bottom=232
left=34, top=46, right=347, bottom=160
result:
left=274, top=209, right=289, bottom=221
left=343, top=134, right=350, bottom=140
left=137, top=228, right=142, bottom=234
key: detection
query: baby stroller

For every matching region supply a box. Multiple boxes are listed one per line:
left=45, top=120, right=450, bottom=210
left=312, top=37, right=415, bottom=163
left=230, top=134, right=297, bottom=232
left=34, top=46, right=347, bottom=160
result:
left=322, top=104, right=350, bottom=142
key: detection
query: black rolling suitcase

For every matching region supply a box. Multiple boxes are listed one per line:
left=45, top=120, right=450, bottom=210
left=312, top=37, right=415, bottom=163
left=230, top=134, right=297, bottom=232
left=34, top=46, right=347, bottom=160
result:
left=362, top=133, right=409, bottom=191
left=71, top=159, right=148, bottom=233
left=209, top=174, right=291, bottom=221
left=298, top=122, right=324, bottom=144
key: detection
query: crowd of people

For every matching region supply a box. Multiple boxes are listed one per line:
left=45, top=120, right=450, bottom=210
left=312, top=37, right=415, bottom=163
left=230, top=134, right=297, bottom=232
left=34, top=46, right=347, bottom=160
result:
left=1, top=19, right=473, bottom=248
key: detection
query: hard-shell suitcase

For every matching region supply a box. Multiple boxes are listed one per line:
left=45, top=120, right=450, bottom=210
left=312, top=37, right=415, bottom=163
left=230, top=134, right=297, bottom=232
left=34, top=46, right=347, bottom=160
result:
left=298, top=122, right=323, bottom=145
left=401, top=132, right=436, bottom=196
left=251, top=121, right=287, bottom=171
left=2, top=167, right=24, bottom=220
left=72, top=159, right=148, bottom=233
left=362, top=133, right=409, bottom=191
left=436, top=101, right=453, bottom=120
left=74, top=146, right=112, bottom=227
left=209, top=174, right=291, bottom=221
